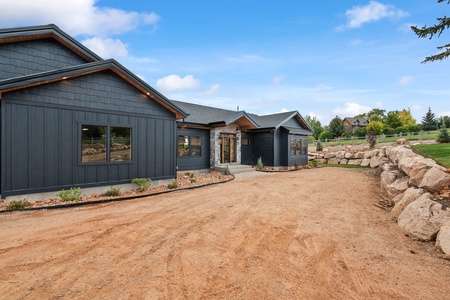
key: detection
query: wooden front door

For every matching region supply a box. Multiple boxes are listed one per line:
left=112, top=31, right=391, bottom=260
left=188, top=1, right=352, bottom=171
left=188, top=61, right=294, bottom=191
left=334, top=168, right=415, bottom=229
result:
left=221, top=134, right=236, bottom=163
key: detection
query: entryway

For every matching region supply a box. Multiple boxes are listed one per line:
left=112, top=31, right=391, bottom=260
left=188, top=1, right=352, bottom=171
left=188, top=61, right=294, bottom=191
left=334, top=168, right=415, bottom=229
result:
left=221, top=134, right=237, bottom=163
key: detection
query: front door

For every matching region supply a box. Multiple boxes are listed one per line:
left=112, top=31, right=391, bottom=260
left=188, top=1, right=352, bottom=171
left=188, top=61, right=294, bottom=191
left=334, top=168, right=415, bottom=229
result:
left=221, top=134, right=236, bottom=163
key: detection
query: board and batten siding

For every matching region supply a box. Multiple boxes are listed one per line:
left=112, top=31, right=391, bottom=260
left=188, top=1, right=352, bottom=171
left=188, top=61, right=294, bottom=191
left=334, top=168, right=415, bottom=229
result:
left=1, top=71, right=177, bottom=197
left=0, top=39, right=88, bottom=80
left=176, top=127, right=210, bottom=171
left=252, top=132, right=274, bottom=167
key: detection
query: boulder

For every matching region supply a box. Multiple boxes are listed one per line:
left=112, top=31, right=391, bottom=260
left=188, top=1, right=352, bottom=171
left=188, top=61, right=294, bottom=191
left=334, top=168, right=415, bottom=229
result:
left=436, top=220, right=450, bottom=254
left=398, top=156, right=435, bottom=187
left=364, top=151, right=373, bottom=159
left=339, top=159, right=348, bottom=165
left=335, top=151, right=346, bottom=159
left=344, top=152, right=354, bottom=159
left=390, top=188, right=426, bottom=219
left=354, top=152, right=365, bottom=159
left=328, top=158, right=340, bottom=164
left=324, top=153, right=336, bottom=159
left=369, top=156, right=388, bottom=168
left=419, top=167, right=450, bottom=193
left=347, top=159, right=363, bottom=165
left=360, top=158, right=371, bottom=167
left=385, top=177, right=409, bottom=200
left=397, top=193, right=450, bottom=241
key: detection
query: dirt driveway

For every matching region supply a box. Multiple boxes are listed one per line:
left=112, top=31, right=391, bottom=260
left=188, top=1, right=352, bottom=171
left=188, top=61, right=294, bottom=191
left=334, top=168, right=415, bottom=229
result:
left=1, top=168, right=449, bottom=299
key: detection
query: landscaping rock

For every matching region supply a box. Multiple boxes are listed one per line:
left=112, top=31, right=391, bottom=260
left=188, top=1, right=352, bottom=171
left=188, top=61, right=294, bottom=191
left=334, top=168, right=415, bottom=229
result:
left=390, top=188, right=426, bottom=219
left=369, top=156, right=388, bottom=168
left=344, top=152, right=354, bottom=159
left=436, top=220, right=450, bottom=254
left=360, top=158, right=371, bottom=167
left=339, top=159, right=348, bottom=164
left=347, top=159, right=363, bottom=165
left=354, top=152, right=365, bottom=159
left=419, top=167, right=450, bottom=193
left=397, top=193, right=450, bottom=241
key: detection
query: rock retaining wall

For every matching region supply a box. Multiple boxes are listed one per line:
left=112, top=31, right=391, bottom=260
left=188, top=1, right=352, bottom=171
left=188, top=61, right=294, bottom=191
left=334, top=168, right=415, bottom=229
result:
left=309, top=145, right=450, bottom=254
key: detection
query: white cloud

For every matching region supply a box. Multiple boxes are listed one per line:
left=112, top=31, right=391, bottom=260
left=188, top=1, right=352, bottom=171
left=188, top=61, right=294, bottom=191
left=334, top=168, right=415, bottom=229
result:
left=82, top=37, right=128, bottom=59
left=439, top=111, right=450, bottom=117
left=338, top=1, right=408, bottom=30
left=0, top=0, right=160, bottom=36
left=272, top=76, right=284, bottom=85
left=315, top=83, right=333, bottom=90
left=399, top=75, right=414, bottom=85
left=199, top=84, right=221, bottom=96
left=156, top=75, right=200, bottom=92
left=375, top=101, right=384, bottom=107
left=411, top=104, right=422, bottom=111
left=332, top=102, right=372, bottom=117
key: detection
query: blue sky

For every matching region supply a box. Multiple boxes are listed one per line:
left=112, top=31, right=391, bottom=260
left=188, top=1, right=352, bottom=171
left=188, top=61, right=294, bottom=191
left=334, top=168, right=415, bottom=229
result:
left=1, top=0, right=449, bottom=124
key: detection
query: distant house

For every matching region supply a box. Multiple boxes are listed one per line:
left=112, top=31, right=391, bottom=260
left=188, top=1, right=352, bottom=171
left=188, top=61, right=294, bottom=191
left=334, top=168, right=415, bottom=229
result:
left=172, top=100, right=314, bottom=171
left=0, top=24, right=187, bottom=199
left=343, top=117, right=369, bottom=133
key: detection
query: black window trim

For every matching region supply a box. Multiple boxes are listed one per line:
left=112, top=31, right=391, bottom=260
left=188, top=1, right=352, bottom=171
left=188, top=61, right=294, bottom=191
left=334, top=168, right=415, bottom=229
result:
left=79, top=122, right=134, bottom=165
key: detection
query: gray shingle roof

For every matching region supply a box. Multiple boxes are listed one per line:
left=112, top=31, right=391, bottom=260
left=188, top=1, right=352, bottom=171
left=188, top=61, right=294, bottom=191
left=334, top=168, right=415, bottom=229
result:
left=170, top=100, right=313, bottom=134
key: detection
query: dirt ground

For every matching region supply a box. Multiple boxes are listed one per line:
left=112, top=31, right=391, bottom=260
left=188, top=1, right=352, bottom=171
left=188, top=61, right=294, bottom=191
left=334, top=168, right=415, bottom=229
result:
left=1, top=168, right=450, bottom=300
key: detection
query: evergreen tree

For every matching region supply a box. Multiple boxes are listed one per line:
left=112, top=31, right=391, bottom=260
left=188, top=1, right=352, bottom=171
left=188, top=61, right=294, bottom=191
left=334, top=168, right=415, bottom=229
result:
left=437, top=128, right=450, bottom=143
left=421, top=107, right=439, bottom=131
left=411, top=0, right=450, bottom=63
left=328, top=116, right=345, bottom=138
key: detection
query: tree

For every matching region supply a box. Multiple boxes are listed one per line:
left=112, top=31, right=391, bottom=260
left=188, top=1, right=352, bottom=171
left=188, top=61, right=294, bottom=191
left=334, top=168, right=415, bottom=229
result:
left=366, top=121, right=384, bottom=149
left=437, top=128, right=450, bottom=143
left=305, top=115, right=324, bottom=140
left=422, top=107, right=439, bottom=131
left=367, top=108, right=386, bottom=120
left=411, top=0, right=450, bottom=63
left=398, top=108, right=417, bottom=128
left=384, top=111, right=402, bottom=129
left=328, top=116, right=345, bottom=138
left=439, top=115, right=450, bottom=128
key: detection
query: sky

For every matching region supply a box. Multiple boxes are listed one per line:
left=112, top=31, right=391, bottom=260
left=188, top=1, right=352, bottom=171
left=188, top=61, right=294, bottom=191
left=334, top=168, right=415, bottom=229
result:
left=0, top=0, right=449, bottom=125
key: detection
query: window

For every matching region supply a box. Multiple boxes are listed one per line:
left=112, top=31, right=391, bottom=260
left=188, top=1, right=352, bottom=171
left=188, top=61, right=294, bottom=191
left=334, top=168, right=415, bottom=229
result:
left=178, top=135, right=201, bottom=157
left=290, top=137, right=306, bottom=156
left=82, top=125, right=131, bottom=163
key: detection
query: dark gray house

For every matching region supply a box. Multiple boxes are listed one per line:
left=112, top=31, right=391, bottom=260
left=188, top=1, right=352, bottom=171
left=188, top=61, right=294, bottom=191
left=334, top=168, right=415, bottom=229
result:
left=0, top=24, right=313, bottom=199
left=0, top=24, right=187, bottom=198
left=172, top=100, right=313, bottom=171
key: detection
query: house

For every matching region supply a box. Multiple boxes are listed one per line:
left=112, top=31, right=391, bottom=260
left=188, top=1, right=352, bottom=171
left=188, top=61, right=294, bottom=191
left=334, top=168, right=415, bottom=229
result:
left=343, top=117, right=369, bottom=133
left=172, top=100, right=313, bottom=171
left=0, top=24, right=187, bottom=199
left=0, top=24, right=313, bottom=200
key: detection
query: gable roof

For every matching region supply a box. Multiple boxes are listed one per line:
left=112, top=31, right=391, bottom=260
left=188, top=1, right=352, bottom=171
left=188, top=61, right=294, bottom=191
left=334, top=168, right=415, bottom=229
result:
left=171, top=100, right=313, bottom=134
left=0, top=24, right=102, bottom=62
left=0, top=59, right=188, bottom=119
left=343, top=117, right=369, bottom=126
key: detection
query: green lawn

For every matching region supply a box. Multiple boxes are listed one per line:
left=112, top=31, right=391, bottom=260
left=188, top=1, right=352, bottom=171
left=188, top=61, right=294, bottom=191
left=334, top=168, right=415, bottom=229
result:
left=412, top=143, right=450, bottom=168
left=309, top=130, right=440, bottom=148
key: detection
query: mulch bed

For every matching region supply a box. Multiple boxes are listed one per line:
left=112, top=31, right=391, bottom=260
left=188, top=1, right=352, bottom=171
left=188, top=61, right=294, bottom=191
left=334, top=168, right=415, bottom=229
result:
left=0, top=171, right=233, bottom=212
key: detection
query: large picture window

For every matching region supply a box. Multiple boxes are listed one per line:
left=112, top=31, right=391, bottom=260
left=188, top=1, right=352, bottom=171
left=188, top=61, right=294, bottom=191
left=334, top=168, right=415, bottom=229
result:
left=82, top=125, right=131, bottom=163
left=178, top=135, right=201, bottom=157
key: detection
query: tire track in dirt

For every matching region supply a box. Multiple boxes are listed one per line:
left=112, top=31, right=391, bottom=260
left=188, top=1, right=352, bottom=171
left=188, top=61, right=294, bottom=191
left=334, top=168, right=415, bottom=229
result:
left=1, top=168, right=450, bottom=299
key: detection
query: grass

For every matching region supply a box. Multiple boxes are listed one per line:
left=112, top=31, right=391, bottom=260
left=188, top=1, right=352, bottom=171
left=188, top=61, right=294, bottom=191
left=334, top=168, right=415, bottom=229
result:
left=318, top=163, right=369, bottom=169
left=309, top=130, right=440, bottom=148
left=412, top=143, right=450, bottom=168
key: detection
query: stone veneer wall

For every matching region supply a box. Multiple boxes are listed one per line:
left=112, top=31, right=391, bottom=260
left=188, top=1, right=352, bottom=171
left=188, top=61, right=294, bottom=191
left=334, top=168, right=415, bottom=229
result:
left=210, top=124, right=242, bottom=167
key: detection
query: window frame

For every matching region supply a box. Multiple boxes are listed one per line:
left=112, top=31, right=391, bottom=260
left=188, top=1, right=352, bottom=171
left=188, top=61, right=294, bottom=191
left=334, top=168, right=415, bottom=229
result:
left=178, top=135, right=202, bottom=157
left=80, top=123, right=133, bottom=165
left=290, top=136, right=306, bottom=156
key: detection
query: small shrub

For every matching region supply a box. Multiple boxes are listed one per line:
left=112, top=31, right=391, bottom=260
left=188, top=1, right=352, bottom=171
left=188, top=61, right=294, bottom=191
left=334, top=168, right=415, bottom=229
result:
left=256, top=157, right=264, bottom=170
left=132, top=178, right=151, bottom=192
left=309, top=160, right=318, bottom=167
left=5, top=199, right=31, bottom=211
left=437, top=128, right=450, bottom=143
left=190, top=178, right=196, bottom=183
left=223, top=165, right=231, bottom=175
left=167, top=181, right=178, bottom=189
left=316, top=141, right=323, bottom=151
left=102, top=187, right=121, bottom=197
left=56, top=187, right=82, bottom=202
